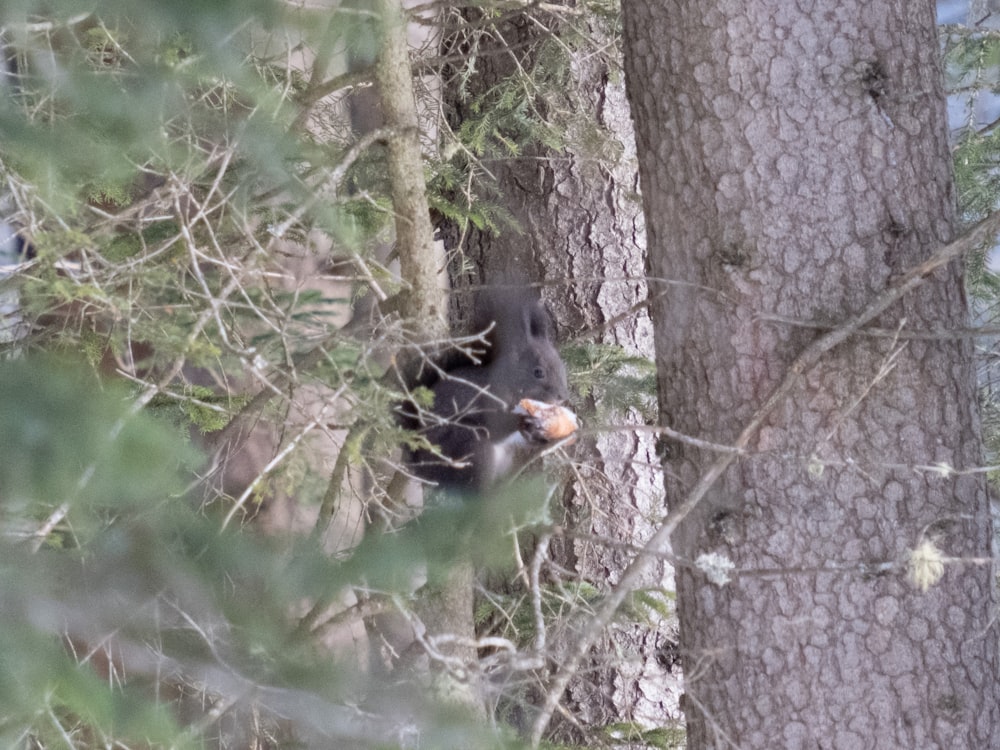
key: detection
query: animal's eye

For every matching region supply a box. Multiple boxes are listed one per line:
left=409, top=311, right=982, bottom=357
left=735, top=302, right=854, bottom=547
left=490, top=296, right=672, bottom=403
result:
left=533, top=366, right=545, bottom=379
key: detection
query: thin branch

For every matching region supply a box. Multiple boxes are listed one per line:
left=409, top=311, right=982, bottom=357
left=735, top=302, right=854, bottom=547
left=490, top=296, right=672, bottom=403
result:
left=528, top=532, right=550, bottom=657
left=220, top=399, right=338, bottom=531
left=592, top=423, right=745, bottom=455
left=267, top=126, right=396, bottom=239
left=757, top=312, right=1000, bottom=340
left=376, top=0, right=448, bottom=335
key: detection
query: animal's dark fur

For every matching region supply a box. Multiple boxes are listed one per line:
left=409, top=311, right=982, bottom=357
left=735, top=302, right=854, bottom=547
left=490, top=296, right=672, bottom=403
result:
left=399, top=288, right=569, bottom=492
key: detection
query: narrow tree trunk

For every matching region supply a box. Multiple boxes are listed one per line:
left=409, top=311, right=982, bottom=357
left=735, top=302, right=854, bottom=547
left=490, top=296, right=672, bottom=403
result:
left=373, top=0, right=486, bottom=717
left=376, top=0, right=447, bottom=332
left=623, top=1, right=1000, bottom=747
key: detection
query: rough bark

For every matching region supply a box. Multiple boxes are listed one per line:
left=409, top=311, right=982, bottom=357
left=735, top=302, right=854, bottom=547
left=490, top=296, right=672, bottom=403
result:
left=441, top=8, right=678, bottom=740
left=372, top=0, right=487, bottom=717
left=376, top=0, right=447, bottom=333
left=622, top=1, right=1000, bottom=748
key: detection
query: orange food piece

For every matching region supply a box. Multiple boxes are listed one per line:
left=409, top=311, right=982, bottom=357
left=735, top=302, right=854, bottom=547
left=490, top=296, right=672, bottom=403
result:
left=517, top=398, right=579, bottom=441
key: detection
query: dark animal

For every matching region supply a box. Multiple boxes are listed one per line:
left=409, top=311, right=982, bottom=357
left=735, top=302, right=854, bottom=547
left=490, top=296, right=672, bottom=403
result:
left=401, top=289, right=570, bottom=492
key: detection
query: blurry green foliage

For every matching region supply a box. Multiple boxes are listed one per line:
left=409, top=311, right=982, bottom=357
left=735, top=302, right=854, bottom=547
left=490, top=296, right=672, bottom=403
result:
left=0, top=357, right=536, bottom=747
left=599, top=723, right=686, bottom=750
left=563, top=342, right=657, bottom=422
left=0, top=1, right=556, bottom=744
left=0, top=357, right=196, bottom=521
left=0, top=0, right=667, bottom=746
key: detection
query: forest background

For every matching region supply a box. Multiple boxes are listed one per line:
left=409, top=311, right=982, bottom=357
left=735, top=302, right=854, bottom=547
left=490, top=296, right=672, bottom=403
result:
left=1, top=1, right=999, bottom=749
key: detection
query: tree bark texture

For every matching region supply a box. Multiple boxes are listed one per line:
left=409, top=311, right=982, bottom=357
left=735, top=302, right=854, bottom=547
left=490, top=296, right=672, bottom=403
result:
left=442, top=10, right=679, bottom=738
left=372, top=0, right=487, bottom=716
left=622, top=1, right=999, bottom=748
left=376, top=0, right=447, bottom=335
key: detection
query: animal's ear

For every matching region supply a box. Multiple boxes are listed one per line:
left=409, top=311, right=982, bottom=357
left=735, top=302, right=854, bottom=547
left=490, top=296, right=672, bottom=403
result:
left=471, top=287, right=558, bottom=358
left=522, top=300, right=556, bottom=342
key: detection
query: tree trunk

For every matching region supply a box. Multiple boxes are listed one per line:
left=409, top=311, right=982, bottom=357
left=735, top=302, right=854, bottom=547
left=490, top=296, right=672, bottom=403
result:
left=622, top=1, right=1000, bottom=747
left=375, top=0, right=447, bottom=333
left=441, top=8, right=678, bottom=741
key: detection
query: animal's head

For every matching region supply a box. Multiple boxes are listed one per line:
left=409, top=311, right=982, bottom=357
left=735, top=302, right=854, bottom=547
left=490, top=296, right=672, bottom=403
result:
left=484, top=293, right=569, bottom=407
